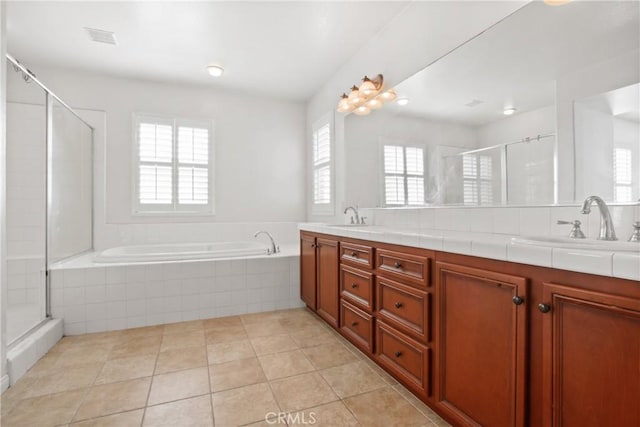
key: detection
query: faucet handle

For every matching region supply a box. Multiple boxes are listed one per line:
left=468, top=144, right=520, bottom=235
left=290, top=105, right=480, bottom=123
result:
left=360, top=216, right=367, bottom=225
left=629, top=221, right=640, bottom=242
left=557, top=220, right=586, bottom=239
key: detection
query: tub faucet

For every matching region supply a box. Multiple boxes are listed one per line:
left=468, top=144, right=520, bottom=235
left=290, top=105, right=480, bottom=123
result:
left=254, top=231, right=280, bottom=255
left=344, top=206, right=361, bottom=224
left=580, top=195, right=617, bottom=241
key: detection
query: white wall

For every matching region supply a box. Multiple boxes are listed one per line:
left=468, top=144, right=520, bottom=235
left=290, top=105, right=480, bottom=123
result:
left=305, top=1, right=528, bottom=222
left=1, top=0, right=10, bottom=392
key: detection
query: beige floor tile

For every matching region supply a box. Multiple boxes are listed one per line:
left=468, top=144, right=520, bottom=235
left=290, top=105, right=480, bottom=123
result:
left=209, top=357, right=266, bottom=392
left=243, top=320, right=289, bottom=338
left=95, top=354, right=157, bottom=385
left=148, top=367, right=210, bottom=406
left=108, top=335, right=162, bottom=360
left=287, top=401, right=360, bottom=427
left=343, top=387, right=429, bottom=427
left=362, top=358, right=399, bottom=385
left=278, top=315, right=326, bottom=334
left=302, top=342, right=359, bottom=370
left=70, top=409, right=144, bottom=427
left=289, top=328, right=338, bottom=349
left=163, top=320, right=204, bottom=335
left=22, top=352, right=61, bottom=378
left=320, top=361, right=387, bottom=398
left=54, top=345, right=110, bottom=367
left=250, top=334, right=299, bottom=355
left=258, top=349, right=315, bottom=380
left=155, top=346, right=207, bottom=374
left=74, top=377, right=151, bottom=421
left=203, top=315, right=243, bottom=329
left=207, top=339, right=256, bottom=364
left=143, top=395, right=213, bottom=426
left=241, top=311, right=286, bottom=325
left=204, top=325, right=247, bottom=344
left=270, top=372, right=338, bottom=413
left=118, top=325, right=165, bottom=340
left=160, top=330, right=205, bottom=351
left=2, top=389, right=85, bottom=427
left=24, top=362, right=103, bottom=397
left=211, top=382, right=280, bottom=426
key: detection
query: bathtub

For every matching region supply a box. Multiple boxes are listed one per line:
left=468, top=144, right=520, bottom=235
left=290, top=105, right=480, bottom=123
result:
left=94, top=241, right=269, bottom=263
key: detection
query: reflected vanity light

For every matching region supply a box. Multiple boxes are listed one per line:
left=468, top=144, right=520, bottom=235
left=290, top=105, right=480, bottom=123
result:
left=206, top=64, right=224, bottom=77
left=396, top=97, right=410, bottom=106
left=503, top=107, right=517, bottom=115
left=336, top=74, right=397, bottom=115
left=544, top=0, right=572, bottom=5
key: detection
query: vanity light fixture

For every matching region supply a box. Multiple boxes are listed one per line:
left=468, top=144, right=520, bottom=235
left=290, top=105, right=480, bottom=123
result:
left=206, top=64, right=224, bottom=77
left=336, top=74, right=397, bottom=115
left=503, top=107, right=517, bottom=116
left=544, top=0, right=572, bottom=5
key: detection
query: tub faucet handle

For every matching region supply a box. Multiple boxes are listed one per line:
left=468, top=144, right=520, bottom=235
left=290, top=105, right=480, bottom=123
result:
left=254, top=231, right=280, bottom=255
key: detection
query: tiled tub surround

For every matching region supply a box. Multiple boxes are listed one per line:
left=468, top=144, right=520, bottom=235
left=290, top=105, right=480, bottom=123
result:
left=0, top=309, right=451, bottom=427
left=50, top=245, right=303, bottom=336
left=302, top=205, right=640, bottom=281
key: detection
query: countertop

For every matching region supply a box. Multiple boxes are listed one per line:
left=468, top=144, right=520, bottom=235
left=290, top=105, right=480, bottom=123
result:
left=299, top=223, right=640, bottom=281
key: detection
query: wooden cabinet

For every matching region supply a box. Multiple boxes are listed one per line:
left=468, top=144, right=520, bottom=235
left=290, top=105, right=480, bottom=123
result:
left=340, top=299, right=374, bottom=353
left=435, top=262, right=527, bottom=427
left=540, top=282, right=640, bottom=427
left=316, top=237, right=339, bottom=328
left=300, top=233, right=317, bottom=310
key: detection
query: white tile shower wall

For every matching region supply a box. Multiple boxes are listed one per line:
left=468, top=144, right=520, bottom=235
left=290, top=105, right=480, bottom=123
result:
left=50, top=256, right=303, bottom=335
left=6, top=257, right=44, bottom=306
left=362, top=205, right=640, bottom=239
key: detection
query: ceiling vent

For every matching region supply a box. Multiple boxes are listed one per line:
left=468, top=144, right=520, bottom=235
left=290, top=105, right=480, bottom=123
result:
left=465, top=99, right=485, bottom=108
left=84, top=27, right=117, bottom=45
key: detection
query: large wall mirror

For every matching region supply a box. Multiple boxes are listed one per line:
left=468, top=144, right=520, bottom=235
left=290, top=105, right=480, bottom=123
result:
left=344, top=0, right=639, bottom=208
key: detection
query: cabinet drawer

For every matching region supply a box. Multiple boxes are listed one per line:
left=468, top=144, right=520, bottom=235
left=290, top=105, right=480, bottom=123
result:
left=376, top=321, right=430, bottom=397
left=341, top=242, right=373, bottom=269
left=340, top=299, right=374, bottom=354
left=377, top=277, right=430, bottom=343
left=340, top=265, right=374, bottom=312
left=377, top=249, right=430, bottom=288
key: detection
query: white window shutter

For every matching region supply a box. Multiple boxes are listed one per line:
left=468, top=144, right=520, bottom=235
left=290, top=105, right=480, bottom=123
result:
left=312, top=119, right=332, bottom=208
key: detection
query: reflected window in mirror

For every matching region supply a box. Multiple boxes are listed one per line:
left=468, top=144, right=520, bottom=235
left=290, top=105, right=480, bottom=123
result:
left=311, top=113, right=334, bottom=214
left=463, top=154, right=493, bottom=205
left=383, top=144, right=425, bottom=206
left=614, top=147, right=633, bottom=202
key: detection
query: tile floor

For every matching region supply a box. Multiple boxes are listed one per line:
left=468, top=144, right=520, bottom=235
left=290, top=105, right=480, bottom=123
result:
left=0, top=308, right=451, bottom=427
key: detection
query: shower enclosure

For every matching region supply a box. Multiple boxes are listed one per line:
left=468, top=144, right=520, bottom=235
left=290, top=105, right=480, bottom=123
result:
left=5, top=54, right=93, bottom=345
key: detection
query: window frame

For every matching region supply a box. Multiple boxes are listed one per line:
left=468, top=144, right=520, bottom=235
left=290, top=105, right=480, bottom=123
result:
left=310, top=112, right=335, bottom=215
left=613, top=146, right=633, bottom=202
left=379, top=140, right=427, bottom=207
left=132, top=113, right=215, bottom=216
left=462, top=153, right=494, bottom=205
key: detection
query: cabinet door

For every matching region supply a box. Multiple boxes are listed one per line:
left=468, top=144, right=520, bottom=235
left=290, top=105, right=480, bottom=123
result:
left=316, top=238, right=339, bottom=328
left=300, top=234, right=317, bottom=310
left=435, top=262, right=527, bottom=427
left=541, top=283, right=640, bottom=427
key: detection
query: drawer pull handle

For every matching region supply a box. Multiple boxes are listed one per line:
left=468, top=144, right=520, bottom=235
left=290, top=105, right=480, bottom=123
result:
left=394, top=302, right=403, bottom=309
left=512, top=296, right=524, bottom=305
left=394, top=351, right=402, bottom=358
left=351, top=321, right=358, bottom=327
left=351, top=251, right=358, bottom=257
left=351, top=283, right=358, bottom=289
left=538, top=303, right=551, bottom=313
left=394, top=262, right=402, bottom=269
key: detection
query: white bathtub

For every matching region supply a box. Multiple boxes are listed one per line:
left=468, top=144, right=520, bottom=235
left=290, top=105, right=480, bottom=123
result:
left=94, top=241, right=269, bottom=263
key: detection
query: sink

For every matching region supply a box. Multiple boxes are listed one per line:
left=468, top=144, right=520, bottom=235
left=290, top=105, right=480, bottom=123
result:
left=328, top=223, right=369, bottom=228
left=511, top=236, right=640, bottom=252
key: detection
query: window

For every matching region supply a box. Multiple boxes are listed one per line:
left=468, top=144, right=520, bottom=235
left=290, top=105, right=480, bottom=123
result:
left=383, top=144, right=425, bottom=206
left=613, top=147, right=632, bottom=202
left=311, top=114, right=333, bottom=214
left=134, top=115, right=214, bottom=214
left=463, top=154, right=493, bottom=205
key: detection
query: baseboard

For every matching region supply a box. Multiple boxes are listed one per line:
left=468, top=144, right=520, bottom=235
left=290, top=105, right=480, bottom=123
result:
left=0, top=374, right=10, bottom=393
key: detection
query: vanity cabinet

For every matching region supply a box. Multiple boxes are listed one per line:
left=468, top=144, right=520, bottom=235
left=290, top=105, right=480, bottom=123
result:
left=299, top=233, right=317, bottom=310
left=300, top=233, right=339, bottom=327
left=540, top=282, right=640, bottom=427
left=435, top=262, right=527, bottom=427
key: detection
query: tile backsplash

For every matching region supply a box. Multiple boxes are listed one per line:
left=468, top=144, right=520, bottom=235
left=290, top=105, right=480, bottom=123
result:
left=360, top=204, right=640, bottom=240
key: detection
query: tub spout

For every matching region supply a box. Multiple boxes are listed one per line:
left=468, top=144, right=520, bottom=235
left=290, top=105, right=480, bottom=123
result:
left=254, top=231, right=280, bottom=255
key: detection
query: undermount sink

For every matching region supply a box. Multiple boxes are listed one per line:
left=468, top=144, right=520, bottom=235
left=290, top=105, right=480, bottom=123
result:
left=511, top=236, right=640, bottom=252
left=328, top=223, right=369, bottom=228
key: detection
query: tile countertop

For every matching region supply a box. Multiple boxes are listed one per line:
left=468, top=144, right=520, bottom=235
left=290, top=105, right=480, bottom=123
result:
left=299, top=223, right=640, bottom=282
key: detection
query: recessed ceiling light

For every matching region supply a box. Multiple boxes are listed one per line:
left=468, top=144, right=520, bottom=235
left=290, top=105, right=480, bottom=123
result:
left=206, top=65, right=224, bottom=77
left=84, top=27, right=117, bottom=45
left=503, top=107, right=517, bottom=116
left=396, top=97, right=409, bottom=106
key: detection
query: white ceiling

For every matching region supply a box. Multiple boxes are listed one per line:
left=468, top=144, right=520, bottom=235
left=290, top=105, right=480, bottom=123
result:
left=6, top=1, right=409, bottom=101
left=388, top=0, right=640, bottom=126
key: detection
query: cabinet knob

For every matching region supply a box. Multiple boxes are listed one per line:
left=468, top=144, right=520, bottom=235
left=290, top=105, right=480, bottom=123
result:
left=351, top=321, right=358, bottom=327
left=351, top=283, right=358, bottom=289
left=394, top=302, right=403, bottom=309
left=310, top=243, right=316, bottom=248
left=538, top=303, right=551, bottom=313
left=394, top=262, right=402, bottom=269
left=351, top=251, right=358, bottom=257
left=394, top=351, right=402, bottom=358
left=512, top=296, right=525, bottom=305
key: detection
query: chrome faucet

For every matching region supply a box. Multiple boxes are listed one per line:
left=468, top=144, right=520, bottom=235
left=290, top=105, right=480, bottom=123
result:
left=344, top=206, right=361, bottom=224
left=580, top=196, right=617, bottom=241
left=254, top=231, right=280, bottom=255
